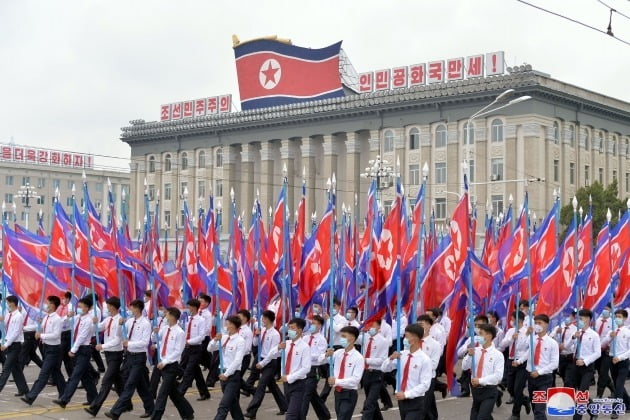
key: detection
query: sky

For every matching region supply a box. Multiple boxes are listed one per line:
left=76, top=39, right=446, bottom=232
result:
left=1, top=0, right=629, bottom=170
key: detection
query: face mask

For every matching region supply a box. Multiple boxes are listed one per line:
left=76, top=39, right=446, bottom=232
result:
left=332, top=309, right=338, bottom=316
left=313, top=308, right=320, bottom=315
left=403, top=338, right=411, bottom=350
left=577, top=320, right=585, bottom=329
left=563, top=318, right=571, bottom=326
left=308, top=325, right=317, bottom=334
left=345, top=313, right=352, bottom=321
left=534, top=325, right=544, bottom=334
left=76, top=308, right=84, bottom=316
left=287, top=329, right=297, bottom=340
left=158, top=310, right=165, bottom=318
left=509, top=320, right=515, bottom=328
left=615, top=318, right=624, bottom=327
left=368, top=328, right=378, bottom=337
left=474, top=327, right=480, bottom=335
left=339, top=337, right=349, bottom=348
left=43, top=304, right=49, bottom=312
left=294, top=311, right=300, bottom=318
left=602, top=310, right=610, bottom=319
left=474, top=336, right=485, bottom=346
left=127, top=310, right=134, bottom=318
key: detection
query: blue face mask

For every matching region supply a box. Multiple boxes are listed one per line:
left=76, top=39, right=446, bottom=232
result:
left=615, top=318, right=624, bottom=327
left=339, top=337, right=349, bottom=348
left=308, top=325, right=317, bottom=334
left=345, top=313, right=352, bottom=321
left=403, top=338, right=410, bottom=350
left=76, top=308, right=84, bottom=316
left=43, top=304, right=49, bottom=312
left=287, top=329, right=297, bottom=340
left=602, top=310, right=610, bottom=319
left=368, top=328, right=378, bottom=337
left=332, top=309, right=338, bottom=316
left=474, top=336, right=485, bottom=346
left=294, top=311, right=301, bottom=318
left=158, top=310, right=165, bottom=318
left=577, top=320, right=585, bottom=329
left=564, top=317, right=571, bottom=326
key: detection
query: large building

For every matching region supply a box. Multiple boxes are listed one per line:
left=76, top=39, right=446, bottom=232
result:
left=120, top=66, right=630, bottom=243
left=0, top=142, right=130, bottom=230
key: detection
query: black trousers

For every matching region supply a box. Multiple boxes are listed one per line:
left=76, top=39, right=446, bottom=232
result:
left=206, top=350, right=220, bottom=387
left=284, top=379, right=306, bottom=420
left=320, top=346, right=341, bottom=402
left=60, top=330, right=73, bottom=377
left=399, top=396, right=425, bottom=420
left=20, top=331, right=43, bottom=368
left=508, top=363, right=528, bottom=416
left=460, top=369, right=472, bottom=396
left=334, top=389, right=358, bottom=420
left=59, top=345, right=98, bottom=404
left=301, top=366, right=331, bottom=420
left=611, top=359, right=630, bottom=407
left=246, top=359, right=287, bottom=415
left=215, top=372, right=243, bottom=420
left=0, top=342, right=28, bottom=393
left=565, top=363, right=595, bottom=420
left=90, top=335, right=106, bottom=371
left=150, top=363, right=162, bottom=399
left=527, top=373, right=552, bottom=420
left=556, top=354, right=573, bottom=386
left=110, top=352, right=154, bottom=416
left=361, top=370, right=384, bottom=420
left=239, top=353, right=251, bottom=390
left=470, top=386, right=498, bottom=420
left=151, top=362, right=194, bottom=420
left=178, top=345, right=210, bottom=398
left=26, top=344, right=66, bottom=400
left=596, top=351, right=615, bottom=397
left=424, top=377, right=438, bottom=420
left=90, top=351, right=125, bottom=413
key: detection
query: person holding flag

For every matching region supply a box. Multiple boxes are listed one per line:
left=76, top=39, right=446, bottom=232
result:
left=326, top=326, right=364, bottom=420
left=554, top=311, right=577, bottom=386
left=500, top=310, right=531, bottom=416
left=609, top=309, right=630, bottom=419
left=417, top=315, right=444, bottom=420
left=178, top=298, right=211, bottom=401
left=594, top=304, right=615, bottom=399
left=301, top=315, right=331, bottom=420
left=360, top=319, right=390, bottom=420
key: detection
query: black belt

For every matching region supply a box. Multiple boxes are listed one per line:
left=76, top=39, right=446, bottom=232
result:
left=366, top=369, right=383, bottom=373
left=560, top=354, right=574, bottom=359
left=127, top=351, right=146, bottom=356
left=79, top=345, right=91, bottom=348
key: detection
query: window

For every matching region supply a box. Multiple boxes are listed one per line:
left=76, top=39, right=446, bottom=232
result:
left=613, top=170, right=617, bottom=181
left=21, top=212, right=26, bottom=222
left=148, top=156, right=156, bottom=173
left=409, top=128, right=420, bottom=150
left=599, top=133, right=604, bottom=153
left=216, top=147, right=223, bottom=168
left=568, top=125, right=575, bottom=147
left=553, top=122, right=560, bottom=144
left=585, top=165, right=590, bottom=185
left=384, top=130, right=394, bottom=153
left=612, top=137, right=617, bottom=156
left=37, top=196, right=45, bottom=205
left=491, top=158, right=504, bottom=181
left=599, top=168, right=604, bottom=184
left=36, top=177, right=45, bottom=188
left=95, top=182, right=103, bottom=192
left=383, top=200, right=393, bottom=215
left=553, top=159, right=560, bottom=182
left=67, top=180, right=74, bottom=189
left=584, top=130, right=590, bottom=150
left=409, top=164, right=420, bottom=185
left=215, top=180, right=223, bottom=197
left=491, top=119, right=504, bottom=143
left=435, top=198, right=447, bottom=219
left=198, top=151, right=206, bottom=169
left=148, top=184, right=156, bottom=201
left=468, top=159, right=475, bottom=183
left=180, top=210, right=185, bottom=227
left=569, top=162, right=575, bottom=185
left=22, top=176, right=30, bottom=186
left=180, top=182, right=188, bottom=197
left=626, top=139, right=630, bottom=158
left=4, top=193, right=13, bottom=204
left=5, top=176, right=13, bottom=186
left=435, top=162, right=447, bottom=184
left=52, top=179, right=60, bottom=189
left=164, top=154, right=172, bottom=172
left=164, top=211, right=171, bottom=228
left=626, top=173, right=629, bottom=193
left=164, top=183, right=172, bottom=200
left=181, top=152, right=188, bottom=170
left=463, top=122, right=475, bottom=145
left=491, top=195, right=504, bottom=217
left=66, top=197, right=73, bottom=207
left=435, top=124, right=447, bottom=147
left=198, top=180, right=206, bottom=199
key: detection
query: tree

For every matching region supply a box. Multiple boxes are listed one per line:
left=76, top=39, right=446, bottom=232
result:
left=559, top=180, right=628, bottom=241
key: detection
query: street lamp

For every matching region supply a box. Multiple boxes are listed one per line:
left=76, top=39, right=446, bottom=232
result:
left=361, top=155, right=395, bottom=206
left=15, top=182, right=39, bottom=230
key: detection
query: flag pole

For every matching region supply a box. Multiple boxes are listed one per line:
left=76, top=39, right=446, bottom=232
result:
left=280, top=164, right=289, bottom=375
left=464, top=174, right=477, bottom=377
left=327, top=175, right=336, bottom=377
left=37, top=191, right=58, bottom=329
left=212, top=198, right=225, bottom=373
left=152, top=191, right=161, bottom=362
left=412, top=163, right=428, bottom=322
left=1, top=203, right=8, bottom=347
left=524, top=189, right=535, bottom=370
left=395, top=166, right=403, bottom=392
left=69, top=184, right=77, bottom=347
left=254, top=194, right=263, bottom=363
left=606, top=208, right=617, bottom=358
left=82, top=171, right=100, bottom=345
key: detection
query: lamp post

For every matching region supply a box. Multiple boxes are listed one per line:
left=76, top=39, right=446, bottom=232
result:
left=16, top=182, right=39, bottom=230
left=361, top=155, right=395, bottom=207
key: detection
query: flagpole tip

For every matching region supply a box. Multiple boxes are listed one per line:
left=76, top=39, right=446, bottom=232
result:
left=607, top=208, right=612, bottom=222
left=572, top=196, right=578, bottom=210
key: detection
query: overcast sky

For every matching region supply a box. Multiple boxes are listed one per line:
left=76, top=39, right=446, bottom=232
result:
left=1, top=0, right=629, bottom=170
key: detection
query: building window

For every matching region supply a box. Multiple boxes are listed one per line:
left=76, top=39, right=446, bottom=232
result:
left=383, top=200, right=393, bottom=215
left=435, top=162, right=447, bottom=184
left=95, top=182, right=103, bottom=192
left=198, top=151, right=206, bottom=169
left=52, top=179, right=60, bottom=190
left=22, top=176, right=30, bottom=186
left=4, top=193, right=13, bottom=204
left=161, top=211, right=170, bottom=229
left=164, top=154, right=172, bottom=172
left=216, top=147, right=223, bottom=168
left=180, top=182, right=188, bottom=197
left=626, top=173, right=630, bottom=193
left=5, top=176, right=13, bottom=186
left=553, top=159, right=560, bottom=182
left=198, top=180, right=206, bottom=199
left=37, top=196, right=45, bottom=205
left=67, top=180, right=74, bottom=189
left=584, top=130, right=590, bottom=150
left=491, top=158, right=504, bottom=181
left=435, top=124, right=447, bottom=148
left=585, top=165, right=590, bottom=185
left=463, top=122, right=475, bottom=145
left=568, top=125, right=575, bottom=147
left=599, top=168, right=604, bottom=184
left=21, top=212, right=26, bottom=222
left=164, top=183, right=172, bottom=200
left=148, top=184, right=156, bottom=201
left=599, top=133, right=604, bottom=153
left=384, top=130, right=394, bottom=153
left=180, top=210, right=185, bottom=228
left=148, top=156, right=156, bottom=173
left=36, top=177, right=45, bottom=188
left=625, top=139, right=630, bottom=159
left=215, top=180, right=223, bottom=197
left=491, top=119, right=504, bottom=143
left=613, top=170, right=617, bottom=181
left=612, top=137, right=618, bottom=156
left=553, top=122, right=560, bottom=144
left=435, top=198, right=447, bottom=219
left=409, top=128, right=420, bottom=150
left=409, top=164, right=420, bottom=185
left=491, top=195, right=504, bottom=217
left=468, top=159, right=475, bottom=183
left=181, top=152, right=189, bottom=171
left=569, top=162, right=575, bottom=185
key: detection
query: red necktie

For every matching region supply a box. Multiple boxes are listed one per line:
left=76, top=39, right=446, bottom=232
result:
left=285, top=342, right=295, bottom=375
left=261, top=329, right=267, bottom=346
left=561, top=327, right=568, bottom=343
left=534, top=337, right=542, bottom=366
left=420, top=339, right=424, bottom=349
left=106, top=318, right=113, bottom=336
left=308, top=335, right=314, bottom=346
left=128, top=319, right=137, bottom=340
left=74, top=316, right=81, bottom=338
left=161, top=328, right=171, bottom=357
left=23, top=313, right=28, bottom=326
left=509, top=341, right=515, bottom=359
left=222, top=336, right=231, bottom=349
left=476, top=348, right=487, bottom=378
left=401, top=353, right=413, bottom=392
left=364, top=338, right=374, bottom=368
left=335, top=352, right=348, bottom=392
left=186, top=318, right=193, bottom=340
left=43, top=315, right=49, bottom=333
left=598, top=321, right=605, bottom=336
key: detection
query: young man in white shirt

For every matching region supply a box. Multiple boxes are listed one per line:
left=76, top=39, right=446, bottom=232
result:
left=525, top=314, right=559, bottom=420
left=326, top=325, right=365, bottom=420
left=57, top=291, right=74, bottom=378
left=321, top=299, right=352, bottom=402
left=500, top=310, right=531, bottom=415
left=462, top=323, right=504, bottom=420
left=594, top=304, right=615, bottom=398
left=178, top=298, right=211, bottom=401
left=301, top=315, right=331, bottom=420
left=554, top=311, right=577, bottom=386
left=151, top=307, right=194, bottom=420
left=609, top=309, right=630, bottom=419
left=457, top=315, right=489, bottom=399
left=208, top=315, right=246, bottom=420
left=21, top=295, right=65, bottom=404
left=418, top=314, right=444, bottom=420
left=382, top=323, right=432, bottom=419
left=361, top=319, right=391, bottom=420
left=237, top=309, right=254, bottom=394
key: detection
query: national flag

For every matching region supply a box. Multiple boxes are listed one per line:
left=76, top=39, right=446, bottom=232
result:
left=583, top=222, right=612, bottom=314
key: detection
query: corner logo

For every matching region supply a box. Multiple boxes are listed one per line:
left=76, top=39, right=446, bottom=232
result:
left=546, top=387, right=576, bottom=416
left=533, top=387, right=627, bottom=417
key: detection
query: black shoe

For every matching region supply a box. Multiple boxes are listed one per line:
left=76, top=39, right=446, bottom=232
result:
left=240, top=390, right=251, bottom=397
left=506, top=397, right=514, bottom=404
left=14, top=392, right=25, bottom=397
left=84, top=407, right=98, bottom=417
left=459, top=392, right=470, bottom=398
left=139, top=413, right=151, bottom=419
left=98, top=368, right=106, bottom=373
left=276, top=411, right=286, bottom=416
left=382, top=404, right=393, bottom=411
left=124, top=404, right=133, bottom=413
left=197, top=394, right=210, bottom=401
left=524, top=399, right=531, bottom=415
left=104, top=412, right=119, bottom=420
left=20, top=396, right=34, bottom=406
left=52, top=399, right=67, bottom=409
left=82, top=401, right=90, bottom=406
left=441, top=388, right=447, bottom=398
left=244, top=413, right=256, bottom=419
left=47, top=380, right=55, bottom=386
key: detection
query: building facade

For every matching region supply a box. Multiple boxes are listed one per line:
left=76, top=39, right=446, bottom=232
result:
left=121, top=68, right=630, bottom=242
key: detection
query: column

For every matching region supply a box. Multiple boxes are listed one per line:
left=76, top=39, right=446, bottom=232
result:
left=280, top=139, right=296, bottom=220
left=301, top=137, right=317, bottom=226
left=322, top=134, right=339, bottom=183
left=240, top=143, right=257, bottom=226
left=259, top=141, right=275, bottom=216
left=222, top=145, right=239, bottom=220
left=345, top=132, right=362, bottom=219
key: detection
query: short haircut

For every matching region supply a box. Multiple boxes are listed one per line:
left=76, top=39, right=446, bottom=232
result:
left=226, top=315, right=242, bottom=329
left=237, top=309, right=251, bottom=322
left=105, top=296, right=121, bottom=310
left=262, top=310, right=275, bottom=323
left=129, top=299, right=144, bottom=311
left=78, top=297, right=93, bottom=308
left=417, top=314, right=433, bottom=326
left=340, top=326, right=360, bottom=340
left=47, top=296, right=61, bottom=309
left=487, top=310, right=499, bottom=320
left=144, top=290, right=152, bottom=297
left=166, top=307, right=181, bottom=320
left=534, top=314, right=550, bottom=324
left=311, top=315, right=324, bottom=326
left=199, top=294, right=211, bottom=304
left=64, top=291, right=72, bottom=299
left=347, top=306, right=358, bottom=315
left=289, top=318, right=306, bottom=330
left=427, top=308, right=440, bottom=318
left=578, top=309, right=593, bottom=320
left=186, top=299, right=201, bottom=310
left=478, top=323, right=497, bottom=339
left=518, top=299, right=530, bottom=308
left=615, top=309, right=628, bottom=318
left=405, top=324, right=425, bottom=340
left=374, top=318, right=382, bottom=326
left=511, top=311, right=526, bottom=321
left=333, top=298, right=341, bottom=307
left=474, top=315, right=489, bottom=324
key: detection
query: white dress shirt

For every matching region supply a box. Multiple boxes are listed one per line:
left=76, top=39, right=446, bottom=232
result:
left=555, top=323, right=578, bottom=355
left=184, top=314, right=206, bottom=346
left=208, top=333, right=245, bottom=377
left=379, top=321, right=393, bottom=343
left=263, top=339, right=311, bottom=383
left=363, top=333, right=389, bottom=370
left=125, top=316, right=151, bottom=353
left=382, top=347, right=432, bottom=399
left=258, top=326, right=281, bottom=365
left=22, top=309, right=37, bottom=332
left=239, top=324, right=254, bottom=354
left=429, top=322, right=447, bottom=347
left=71, top=314, right=93, bottom=353
left=39, top=312, right=62, bottom=346
left=595, top=317, right=613, bottom=349
left=329, top=313, right=348, bottom=346
left=457, top=337, right=480, bottom=359
left=58, top=302, right=73, bottom=331
left=567, top=327, right=601, bottom=366
left=199, top=307, right=213, bottom=336
left=439, top=315, right=452, bottom=336
left=159, top=325, right=186, bottom=365
left=611, top=325, right=630, bottom=360
left=523, top=334, right=559, bottom=375
left=303, top=332, right=328, bottom=366
left=420, top=335, right=442, bottom=377
left=492, top=325, right=505, bottom=349
left=99, top=314, right=123, bottom=352
left=500, top=326, right=529, bottom=361
left=462, top=344, right=504, bottom=386
left=391, top=315, right=409, bottom=340
left=331, top=348, right=364, bottom=390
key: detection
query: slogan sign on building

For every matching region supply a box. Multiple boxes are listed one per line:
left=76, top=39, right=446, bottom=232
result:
left=0, top=144, right=94, bottom=169
left=358, top=51, right=505, bottom=93
left=160, top=94, right=233, bottom=122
